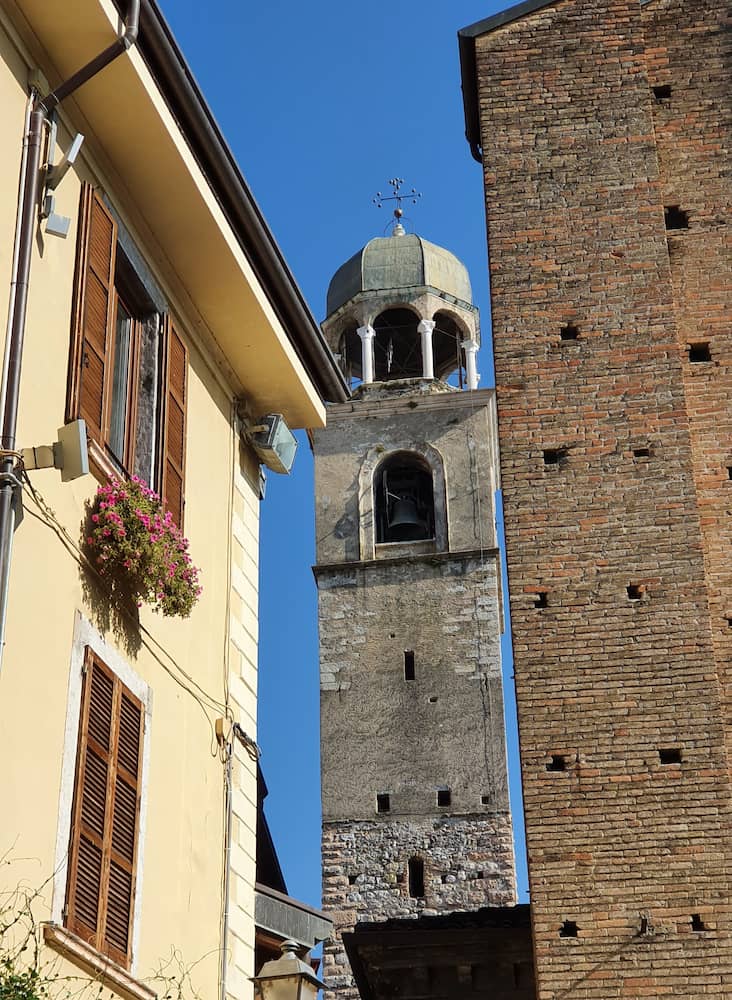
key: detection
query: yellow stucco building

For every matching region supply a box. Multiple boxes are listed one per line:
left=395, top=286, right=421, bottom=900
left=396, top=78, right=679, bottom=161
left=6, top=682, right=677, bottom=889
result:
left=0, top=2, right=344, bottom=998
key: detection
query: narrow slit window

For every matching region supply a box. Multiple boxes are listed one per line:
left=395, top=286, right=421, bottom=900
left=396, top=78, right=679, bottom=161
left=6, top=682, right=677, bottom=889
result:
left=408, top=857, right=425, bottom=898
left=437, top=788, right=451, bottom=807
left=665, top=205, right=689, bottom=230
left=404, top=650, right=415, bottom=681
left=688, top=343, right=711, bottom=363
left=376, top=793, right=390, bottom=813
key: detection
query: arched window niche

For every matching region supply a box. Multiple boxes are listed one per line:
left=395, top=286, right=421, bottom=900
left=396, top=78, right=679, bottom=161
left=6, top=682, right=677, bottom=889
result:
left=370, top=306, right=422, bottom=381
left=358, top=444, right=448, bottom=561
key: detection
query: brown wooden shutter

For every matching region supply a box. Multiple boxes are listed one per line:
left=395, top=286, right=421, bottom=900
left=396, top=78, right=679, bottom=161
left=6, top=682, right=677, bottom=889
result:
left=161, top=317, right=188, bottom=527
left=67, top=185, right=117, bottom=443
left=66, top=649, right=143, bottom=969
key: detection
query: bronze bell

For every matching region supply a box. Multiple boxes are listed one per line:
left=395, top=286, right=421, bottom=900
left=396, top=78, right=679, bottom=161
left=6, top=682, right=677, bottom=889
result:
left=388, top=497, right=427, bottom=541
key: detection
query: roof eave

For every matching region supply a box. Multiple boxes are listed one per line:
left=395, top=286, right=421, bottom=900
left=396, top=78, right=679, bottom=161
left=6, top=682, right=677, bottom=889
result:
left=458, top=0, right=560, bottom=164
left=125, top=0, right=348, bottom=404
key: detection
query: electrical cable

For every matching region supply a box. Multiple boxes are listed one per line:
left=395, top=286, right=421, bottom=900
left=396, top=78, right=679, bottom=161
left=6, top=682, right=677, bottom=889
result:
left=20, top=471, right=228, bottom=732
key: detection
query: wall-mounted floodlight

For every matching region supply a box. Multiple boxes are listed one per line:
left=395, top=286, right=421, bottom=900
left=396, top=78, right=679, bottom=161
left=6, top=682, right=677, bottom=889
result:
left=46, top=132, right=84, bottom=190
left=42, top=130, right=84, bottom=238
left=21, top=419, right=89, bottom=482
left=245, top=414, right=298, bottom=475
left=42, top=194, right=72, bottom=238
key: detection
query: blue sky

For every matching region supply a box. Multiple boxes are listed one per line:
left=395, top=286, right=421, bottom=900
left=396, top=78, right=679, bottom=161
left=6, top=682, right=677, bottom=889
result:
left=158, top=0, right=528, bottom=908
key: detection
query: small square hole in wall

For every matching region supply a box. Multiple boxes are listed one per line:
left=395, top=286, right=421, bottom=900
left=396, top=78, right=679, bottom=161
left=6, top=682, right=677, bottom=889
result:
left=376, top=793, right=390, bottom=813
left=691, top=913, right=706, bottom=932
left=546, top=754, right=567, bottom=772
left=348, top=874, right=358, bottom=885
left=543, top=448, right=566, bottom=465
left=559, top=920, right=578, bottom=938
left=633, top=446, right=651, bottom=458
left=726, top=466, right=732, bottom=481
left=665, top=205, right=689, bottom=230
left=437, top=788, right=451, bottom=807
left=727, top=617, right=732, bottom=629
left=659, top=747, right=682, bottom=764
left=688, top=342, right=711, bottom=363
left=560, top=323, right=579, bottom=341
left=534, top=591, right=548, bottom=609
left=627, top=584, right=644, bottom=601
left=481, top=794, right=490, bottom=805
left=653, top=84, right=672, bottom=100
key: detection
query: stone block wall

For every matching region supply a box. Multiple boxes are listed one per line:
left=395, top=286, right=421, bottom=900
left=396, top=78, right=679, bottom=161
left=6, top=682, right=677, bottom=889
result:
left=321, top=816, right=515, bottom=1000
left=472, top=0, right=732, bottom=995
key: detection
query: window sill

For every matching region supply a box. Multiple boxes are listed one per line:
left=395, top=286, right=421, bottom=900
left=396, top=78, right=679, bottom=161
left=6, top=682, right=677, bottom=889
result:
left=375, top=539, right=436, bottom=560
left=88, top=437, right=124, bottom=485
left=43, top=924, right=156, bottom=1000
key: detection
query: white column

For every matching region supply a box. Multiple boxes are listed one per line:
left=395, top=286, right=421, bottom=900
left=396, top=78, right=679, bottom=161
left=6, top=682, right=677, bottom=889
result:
left=357, top=325, right=375, bottom=383
left=418, top=319, right=435, bottom=380
left=462, top=339, right=480, bottom=390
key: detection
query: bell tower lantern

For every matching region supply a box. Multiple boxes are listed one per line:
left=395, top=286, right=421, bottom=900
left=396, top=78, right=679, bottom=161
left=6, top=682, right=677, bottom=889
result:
left=314, top=221, right=516, bottom=1000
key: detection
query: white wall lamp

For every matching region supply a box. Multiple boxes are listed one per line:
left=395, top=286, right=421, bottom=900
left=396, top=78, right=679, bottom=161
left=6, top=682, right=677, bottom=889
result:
left=20, top=418, right=89, bottom=482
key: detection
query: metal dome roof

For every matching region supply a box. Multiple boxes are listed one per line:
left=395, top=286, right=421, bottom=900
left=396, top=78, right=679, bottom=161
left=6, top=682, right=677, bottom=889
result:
left=326, top=233, right=473, bottom=317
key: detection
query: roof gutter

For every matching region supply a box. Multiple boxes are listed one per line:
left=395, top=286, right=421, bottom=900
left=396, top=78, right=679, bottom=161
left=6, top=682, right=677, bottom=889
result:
left=458, top=0, right=560, bottom=165
left=126, top=0, right=348, bottom=404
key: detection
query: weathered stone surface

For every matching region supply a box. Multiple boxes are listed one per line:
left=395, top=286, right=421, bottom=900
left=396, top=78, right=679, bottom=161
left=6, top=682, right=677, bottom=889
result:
left=314, top=383, right=515, bottom=1000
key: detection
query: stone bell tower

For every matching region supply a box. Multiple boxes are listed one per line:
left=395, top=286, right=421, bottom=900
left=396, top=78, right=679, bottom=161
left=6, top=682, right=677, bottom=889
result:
left=313, top=220, right=517, bottom=1000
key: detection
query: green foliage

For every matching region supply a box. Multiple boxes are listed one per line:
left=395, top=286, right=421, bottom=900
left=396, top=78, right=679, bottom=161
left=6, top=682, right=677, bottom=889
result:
left=0, top=962, right=47, bottom=1000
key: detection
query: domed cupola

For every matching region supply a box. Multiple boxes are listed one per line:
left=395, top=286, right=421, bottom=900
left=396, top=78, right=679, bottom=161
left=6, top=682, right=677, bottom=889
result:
left=323, top=215, right=480, bottom=392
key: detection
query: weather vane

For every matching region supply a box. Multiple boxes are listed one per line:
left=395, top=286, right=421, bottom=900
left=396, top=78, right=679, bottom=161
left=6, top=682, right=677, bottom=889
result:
left=373, top=178, right=421, bottom=234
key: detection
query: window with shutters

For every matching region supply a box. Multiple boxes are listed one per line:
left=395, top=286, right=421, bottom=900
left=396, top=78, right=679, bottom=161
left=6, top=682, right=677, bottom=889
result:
left=68, top=185, right=188, bottom=526
left=64, top=648, right=144, bottom=969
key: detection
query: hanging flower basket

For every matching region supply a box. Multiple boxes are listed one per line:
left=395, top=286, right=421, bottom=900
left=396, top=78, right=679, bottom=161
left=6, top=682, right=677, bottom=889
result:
left=85, top=476, right=202, bottom=617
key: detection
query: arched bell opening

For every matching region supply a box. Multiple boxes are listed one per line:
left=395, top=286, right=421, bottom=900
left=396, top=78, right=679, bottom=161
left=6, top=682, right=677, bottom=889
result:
left=338, top=325, right=362, bottom=389
left=373, top=308, right=421, bottom=381
left=374, top=452, right=435, bottom=544
left=433, top=311, right=468, bottom=387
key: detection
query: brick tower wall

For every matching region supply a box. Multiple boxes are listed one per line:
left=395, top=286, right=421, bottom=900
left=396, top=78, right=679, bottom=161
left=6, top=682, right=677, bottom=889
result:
left=642, top=0, right=732, bottom=758
left=472, top=0, right=732, bottom=995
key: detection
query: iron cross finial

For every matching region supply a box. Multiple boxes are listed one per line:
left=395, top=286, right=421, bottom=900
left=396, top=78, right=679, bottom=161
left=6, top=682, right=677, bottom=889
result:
left=373, top=178, right=422, bottom=234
